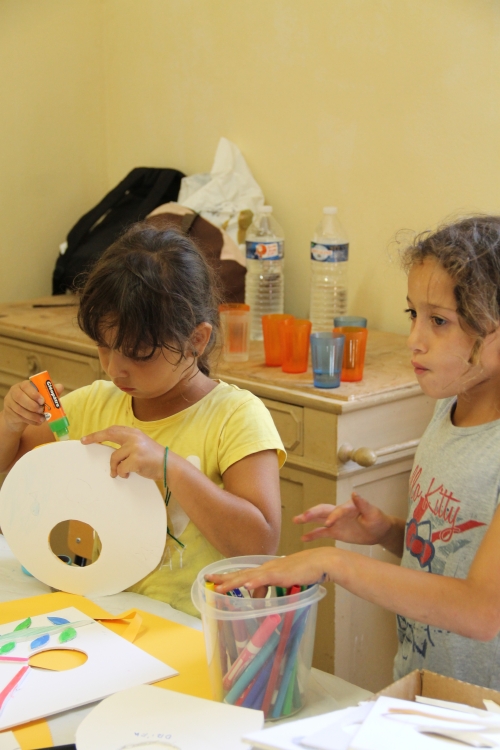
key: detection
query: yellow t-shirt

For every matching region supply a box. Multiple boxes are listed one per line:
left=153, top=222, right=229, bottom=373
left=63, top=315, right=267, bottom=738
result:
left=61, top=380, right=286, bottom=617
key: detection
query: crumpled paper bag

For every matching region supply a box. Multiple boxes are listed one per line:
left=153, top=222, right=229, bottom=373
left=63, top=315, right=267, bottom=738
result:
left=178, top=137, right=265, bottom=267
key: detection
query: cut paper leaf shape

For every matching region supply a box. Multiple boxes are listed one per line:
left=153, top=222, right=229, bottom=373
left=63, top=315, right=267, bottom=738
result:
left=59, top=627, right=77, bottom=644
left=0, top=644, right=15, bottom=655
left=0, top=620, right=90, bottom=648
left=30, top=634, right=50, bottom=650
left=47, top=617, right=70, bottom=626
left=13, top=619, right=31, bottom=632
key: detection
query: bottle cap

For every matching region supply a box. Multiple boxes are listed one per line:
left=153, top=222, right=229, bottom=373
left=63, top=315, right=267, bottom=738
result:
left=323, top=206, right=337, bottom=215
left=48, top=415, right=70, bottom=441
left=260, top=206, right=273, bottom=214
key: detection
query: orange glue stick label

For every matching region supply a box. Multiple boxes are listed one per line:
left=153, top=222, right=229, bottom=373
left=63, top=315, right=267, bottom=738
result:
left=29, top=371, right=70, bottom=440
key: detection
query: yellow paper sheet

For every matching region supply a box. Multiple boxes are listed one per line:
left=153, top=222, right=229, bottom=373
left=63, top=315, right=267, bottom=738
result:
left=0, top=592, right=212, bottom=749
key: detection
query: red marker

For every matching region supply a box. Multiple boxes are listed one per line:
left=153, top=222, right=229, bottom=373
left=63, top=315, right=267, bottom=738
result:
left=222, top=613, right=281, bottom=691
left=261, top=585, right=301, bottom=716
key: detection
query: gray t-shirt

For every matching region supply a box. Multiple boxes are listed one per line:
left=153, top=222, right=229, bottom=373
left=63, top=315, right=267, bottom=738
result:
left=393, top=398, right=500, bottom=689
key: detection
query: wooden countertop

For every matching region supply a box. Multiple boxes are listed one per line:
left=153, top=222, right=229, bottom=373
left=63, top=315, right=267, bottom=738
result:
left=0, top=296, right=423, bottom=413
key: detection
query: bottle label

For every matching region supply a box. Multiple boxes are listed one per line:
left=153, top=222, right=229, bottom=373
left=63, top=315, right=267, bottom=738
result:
left=246, top=240, right=284, bottom=261
left=310, top=242, right=349, bottom=262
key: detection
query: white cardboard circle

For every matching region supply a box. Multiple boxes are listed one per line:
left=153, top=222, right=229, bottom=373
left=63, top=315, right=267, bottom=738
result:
left=0, top=441, right=166, bottom=596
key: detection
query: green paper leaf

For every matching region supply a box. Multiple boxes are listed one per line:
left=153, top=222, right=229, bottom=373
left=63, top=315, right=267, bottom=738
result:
left=14, top=618, right=31, bottom=631
left=58, top=627, right=77, bottom=644
left=0, top=642, right=15, bottom=654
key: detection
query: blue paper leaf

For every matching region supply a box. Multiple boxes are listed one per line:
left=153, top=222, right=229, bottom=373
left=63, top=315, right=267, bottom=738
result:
left=47, top=617, right=70, bottom=625
left=30, top=634, right=50, bottom=649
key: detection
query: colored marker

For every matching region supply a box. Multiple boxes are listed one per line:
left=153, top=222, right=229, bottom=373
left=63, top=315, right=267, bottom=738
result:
left=271, top=608, right=309, bottom=718
left=224, top=627, right=281, bottom=704
left=282, top=659, right=298, bottom=715
left=260, top=584, right=300, bottom=717
left=243, top=656, right=274, bottom=710
left=222, top=613, right=281, bottom=691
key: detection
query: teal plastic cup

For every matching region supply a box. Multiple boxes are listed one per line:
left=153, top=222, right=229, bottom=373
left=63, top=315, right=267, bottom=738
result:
left=310, top=332, right=345, bottom=388
left=333, top=315, right=367, bottom=328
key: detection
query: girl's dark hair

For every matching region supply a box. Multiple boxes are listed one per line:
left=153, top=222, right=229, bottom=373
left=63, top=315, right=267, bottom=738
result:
left=77, top=222, right=222, bottom=376
left=401, top=215, right=500, bottom=357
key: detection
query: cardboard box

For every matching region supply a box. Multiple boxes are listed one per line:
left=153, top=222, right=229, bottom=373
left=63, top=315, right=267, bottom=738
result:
left=374, top=669, right=500, bottom=710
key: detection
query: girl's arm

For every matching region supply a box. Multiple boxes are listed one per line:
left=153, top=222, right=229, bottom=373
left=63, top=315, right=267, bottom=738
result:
left=81, top=426, right=281, bottom=557
left=294, top=493, right=405, bottom=557
left=209, top=505, right=500, bottom=642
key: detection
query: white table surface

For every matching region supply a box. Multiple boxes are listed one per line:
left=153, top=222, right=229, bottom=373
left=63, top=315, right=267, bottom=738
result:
left=0, top=534, right=372, bottom=746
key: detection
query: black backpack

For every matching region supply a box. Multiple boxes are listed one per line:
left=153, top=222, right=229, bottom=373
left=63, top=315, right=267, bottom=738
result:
left=52, top=167, right=185, bottom=294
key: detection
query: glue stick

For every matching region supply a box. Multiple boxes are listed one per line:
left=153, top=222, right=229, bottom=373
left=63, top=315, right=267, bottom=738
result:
left=29, top=370, right=70, bottom=441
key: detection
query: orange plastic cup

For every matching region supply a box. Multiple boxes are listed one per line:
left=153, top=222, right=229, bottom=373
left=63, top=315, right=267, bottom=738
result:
left=281, top=318, right=312, bottom=374
left=262, top=314, right=294, bottom=366
left=333, top=326, right=368, bottom=382
left=219, top=304, right=250, bottom=362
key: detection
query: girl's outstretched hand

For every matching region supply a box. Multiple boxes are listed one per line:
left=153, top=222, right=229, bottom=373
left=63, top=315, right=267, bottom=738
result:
left=207, top=548, right=335, bottom=594
left=81, top=426, right=164, bottom=482
left=295, top=493, right=393, bottom=546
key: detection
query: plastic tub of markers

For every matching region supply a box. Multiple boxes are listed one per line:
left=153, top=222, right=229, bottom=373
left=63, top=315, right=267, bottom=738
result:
left=191, top=555, right=326, bottom=719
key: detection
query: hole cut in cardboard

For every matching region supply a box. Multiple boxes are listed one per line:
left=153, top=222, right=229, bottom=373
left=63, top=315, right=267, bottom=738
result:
left=48, top=520, right=100, bottom=566
left=29, top=649, right=88, bottom=671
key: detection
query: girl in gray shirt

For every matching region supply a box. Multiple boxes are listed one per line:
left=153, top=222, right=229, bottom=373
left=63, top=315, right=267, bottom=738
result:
left=210, top=215, right=500, bottom=689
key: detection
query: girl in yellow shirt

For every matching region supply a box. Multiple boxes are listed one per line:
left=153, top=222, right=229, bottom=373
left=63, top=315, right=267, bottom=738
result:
left=0, top=223, right=285, bottom=617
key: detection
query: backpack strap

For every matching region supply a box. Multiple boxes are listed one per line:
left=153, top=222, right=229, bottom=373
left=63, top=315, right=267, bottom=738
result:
left=137, top=169, right=184, bottom=219
left=181, top=211, right=199, bottom=233
left=66, top=168, right=150, bottom=251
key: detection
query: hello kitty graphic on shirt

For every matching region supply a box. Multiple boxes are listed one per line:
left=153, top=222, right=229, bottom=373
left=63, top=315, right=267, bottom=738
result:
left=397, top=463, right=487, bottom=664
left=405, top=464, right=486, bottom=573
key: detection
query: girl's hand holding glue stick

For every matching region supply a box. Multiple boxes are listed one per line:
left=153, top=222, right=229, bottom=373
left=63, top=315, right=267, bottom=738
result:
left=1, top=372, right=65, bottom=437
left=28, top=371, right=70, bottom=441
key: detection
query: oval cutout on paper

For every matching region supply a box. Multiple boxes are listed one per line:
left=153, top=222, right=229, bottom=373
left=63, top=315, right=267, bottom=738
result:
left=29, top=649, right=88, bottom=671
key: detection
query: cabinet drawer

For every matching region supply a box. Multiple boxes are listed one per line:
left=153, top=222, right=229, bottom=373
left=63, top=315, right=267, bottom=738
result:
left=337, top=392, right=435, bottom=470
left=0, top=336, right=102, bottom=393
left=261, top=398, right=303, bottom=456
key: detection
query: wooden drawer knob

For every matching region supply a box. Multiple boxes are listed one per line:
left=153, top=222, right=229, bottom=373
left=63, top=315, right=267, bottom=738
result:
left=26, top=355, right=42, bottom=378
left=338, top=439, right=420, bottom=468
left=338, top=443, right=377, bottom=467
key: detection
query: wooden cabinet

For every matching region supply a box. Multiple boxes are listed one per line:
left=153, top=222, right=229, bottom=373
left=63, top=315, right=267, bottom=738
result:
left=0, top=297, right=436, bottom=692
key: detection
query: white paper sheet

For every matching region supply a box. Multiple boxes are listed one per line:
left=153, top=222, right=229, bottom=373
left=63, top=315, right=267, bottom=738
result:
left=349, top=696, right=500, bottom=750
left=298, top=704, right=373, bottom=750
left=242, top=705, right=372, bottom=750
left=76, top=684, right=263, bottom=750
left=0, top=732, right=20, bottom=750
left=0, top=607, right=177, bottom=731
left=0, top=442, right=166, bottom=596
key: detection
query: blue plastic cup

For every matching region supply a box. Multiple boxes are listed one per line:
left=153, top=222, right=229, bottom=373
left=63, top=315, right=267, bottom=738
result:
left=333, top=315, right=367, bottom=328
left=310, top=332, right=345, bottom=388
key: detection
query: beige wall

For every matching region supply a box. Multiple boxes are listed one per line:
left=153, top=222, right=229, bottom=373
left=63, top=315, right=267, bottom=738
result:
left=3, top=1, right=500, bottom=334
left=0, top=0, right=107, bottom=303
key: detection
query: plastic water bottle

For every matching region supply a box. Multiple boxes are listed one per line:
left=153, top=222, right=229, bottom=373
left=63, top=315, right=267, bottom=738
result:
left=309, top=207, right=349, bottom=332
left=245, top=206, right=285, bottom=340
